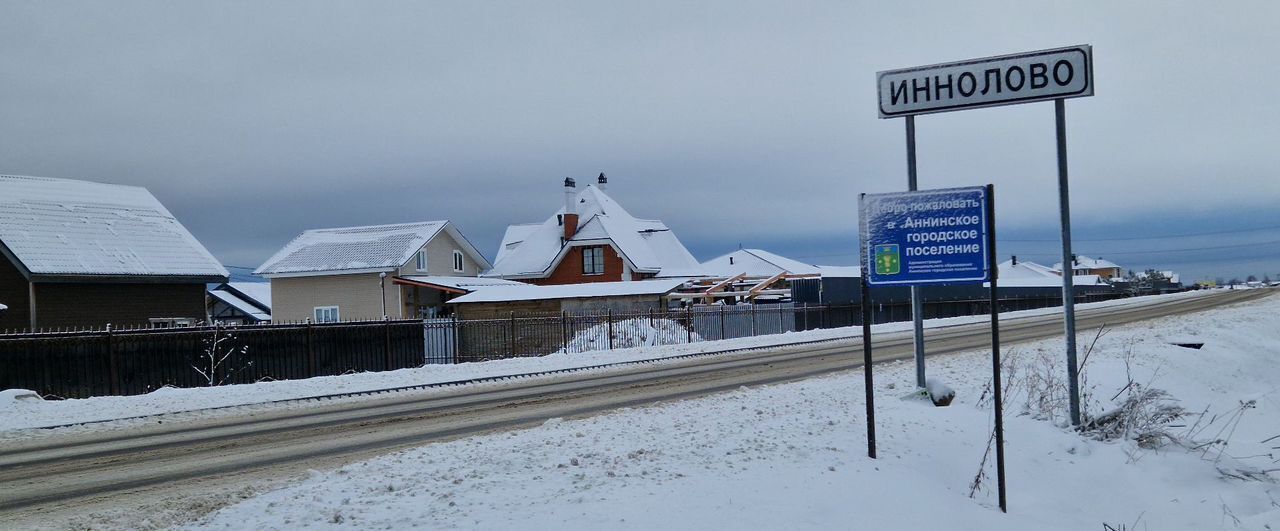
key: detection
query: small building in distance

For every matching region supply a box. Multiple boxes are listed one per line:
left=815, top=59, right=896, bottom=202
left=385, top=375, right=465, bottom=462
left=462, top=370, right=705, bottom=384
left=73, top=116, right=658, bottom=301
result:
left=484, top=175, right=702, bottom=285
left=449, top=278, right=685, bottom=319
left=207, top=282, right=273, bottom=325
left=1053, top=255, right=1124, bottom=280
left=0, top=174, right=229, bottom=331
left=255, top=221, right=491, bottom=322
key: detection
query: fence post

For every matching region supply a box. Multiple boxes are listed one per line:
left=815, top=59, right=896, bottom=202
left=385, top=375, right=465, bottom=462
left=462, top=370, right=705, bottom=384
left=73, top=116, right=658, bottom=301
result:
left=560, top=311, right=568, bottom=352
left=384, top=317, right=392, bottom=370
left=719, top=305, right=726, bottom=340
left=607, top=309, right=614, bottom=350
left=751, top=305, right=757, bottom=336
left=778, top=304, right=784, bottom=332
left=106, top=324, right=120, bottom=395
left=451, top=315, right=460, bottom=364
left=509, top=312, right=516, bottom=358
left=686, top=305, right=693, bottom=343
left=802, top=302, right=809, bottom=330
left=306, top=319, right=316, bottom=377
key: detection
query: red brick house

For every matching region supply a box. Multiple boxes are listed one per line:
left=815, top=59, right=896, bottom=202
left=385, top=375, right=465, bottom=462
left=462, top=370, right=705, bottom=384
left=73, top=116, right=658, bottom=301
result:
left=0, top=174, right=229, bottom=331
left=484, top=175, right=702, bottom=285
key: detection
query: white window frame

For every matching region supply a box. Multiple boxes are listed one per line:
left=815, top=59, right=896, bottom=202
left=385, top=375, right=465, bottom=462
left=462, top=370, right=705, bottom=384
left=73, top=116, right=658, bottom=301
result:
left=582, top=246, right=605, bottom=275
left=314, top=306, right=340, bottom=323
left=452, top=250, right=464, bottom=272
left=415, top=250, right=428, bottom=272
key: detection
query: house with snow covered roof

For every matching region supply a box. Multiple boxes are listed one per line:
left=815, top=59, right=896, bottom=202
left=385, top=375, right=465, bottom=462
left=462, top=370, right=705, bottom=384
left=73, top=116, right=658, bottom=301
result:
left=255, top=221, right=491, bottom=322
left=484, top=175, right=702, bottom=284
left=207, top=282, right=273, bottom=325
left=0, top=174, right=229, bottom=331
left=1052, top=255, right=1124, bottom=280
left=998, top=256, right=1106, bottom=288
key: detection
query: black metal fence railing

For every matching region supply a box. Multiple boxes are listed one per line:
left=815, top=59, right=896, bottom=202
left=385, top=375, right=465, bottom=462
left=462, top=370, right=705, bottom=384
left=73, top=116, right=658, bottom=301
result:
left=0, top=292, right=1128, bottom=399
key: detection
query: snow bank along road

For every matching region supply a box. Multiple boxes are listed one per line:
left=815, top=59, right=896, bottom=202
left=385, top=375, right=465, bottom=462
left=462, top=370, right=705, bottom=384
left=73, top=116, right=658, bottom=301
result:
left=0, top=288, right=1270, bottom=525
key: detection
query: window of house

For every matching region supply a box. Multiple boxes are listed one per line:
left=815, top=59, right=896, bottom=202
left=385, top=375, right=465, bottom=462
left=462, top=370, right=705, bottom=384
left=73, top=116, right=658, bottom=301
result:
left=416, top=250, right=428, bottom=272
left=314, top=306, right=340, bottom=323
left=453, top=250, right=464, bottom=272
left=582, top=246, right=605, bottom=275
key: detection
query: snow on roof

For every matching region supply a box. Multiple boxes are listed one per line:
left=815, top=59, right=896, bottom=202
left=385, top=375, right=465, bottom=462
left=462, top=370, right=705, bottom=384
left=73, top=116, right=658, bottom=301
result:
left=1052, top=255, right=1122, bottom=271
left=209, top=289, right=271, bottom=321
left=816, top=265, right=861, bottom=278
left=226, top=282, right=271, bottom=310
left=484, top=185, right=700, bottom=278
left=256, top=221, right=490, bottom=276
left=451, top=279, right=685, bottom=304
left=0, top=174, right=229, bottom=279
left=0, top=303, right=7, bottom=311
left=996, top=259, right=1105, bottom=287
left=700, top=249, right=822, bottom=277
left=398, top=275, right=525, bottom=292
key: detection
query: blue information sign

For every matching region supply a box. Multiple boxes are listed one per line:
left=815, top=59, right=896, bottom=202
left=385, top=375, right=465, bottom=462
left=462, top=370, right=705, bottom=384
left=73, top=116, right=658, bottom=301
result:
left=861, top=186, right=990, bottom=286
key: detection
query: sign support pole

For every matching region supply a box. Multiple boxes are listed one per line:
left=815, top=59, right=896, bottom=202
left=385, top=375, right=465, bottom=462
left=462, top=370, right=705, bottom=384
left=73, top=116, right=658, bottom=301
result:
left=906, top=115, right=927, bottom=389
left=858, top=193, right=877, bottom=460
left=1055, top=98, right=1082, bottom=426
left=985, top=184, right=1007, bottom=513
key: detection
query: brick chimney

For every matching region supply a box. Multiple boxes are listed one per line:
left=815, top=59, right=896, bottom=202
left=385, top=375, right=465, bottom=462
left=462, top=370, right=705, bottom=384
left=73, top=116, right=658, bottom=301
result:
left=563, top=177, right=578, bottom=241
left=597, top=172, right=607, bottom=191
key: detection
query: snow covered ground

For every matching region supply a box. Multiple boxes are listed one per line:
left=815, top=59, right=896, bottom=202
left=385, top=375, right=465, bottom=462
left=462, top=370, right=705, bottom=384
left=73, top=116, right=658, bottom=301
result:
left=175, top=289, right=1280, bottom=530
left=0, top=289, right=1222, bottom=436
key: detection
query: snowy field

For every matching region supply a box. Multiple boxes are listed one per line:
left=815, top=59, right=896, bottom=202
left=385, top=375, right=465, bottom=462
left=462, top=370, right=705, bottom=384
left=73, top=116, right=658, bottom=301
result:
left=174, top=289, right=1280, bottom=530
left=0, top=289, right=1222, bottom=436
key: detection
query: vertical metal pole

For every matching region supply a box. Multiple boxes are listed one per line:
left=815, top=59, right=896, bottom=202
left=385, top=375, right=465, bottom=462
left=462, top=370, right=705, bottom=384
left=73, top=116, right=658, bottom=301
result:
left=1055, top=98, right=1082, bottom=426
left=607, top=309, right=614, bottom=350
left=985, top=184, right=1007, bottom=513
left=906, top=115, right=927, bottom=389
left=859, top=193, right=877, bottom=459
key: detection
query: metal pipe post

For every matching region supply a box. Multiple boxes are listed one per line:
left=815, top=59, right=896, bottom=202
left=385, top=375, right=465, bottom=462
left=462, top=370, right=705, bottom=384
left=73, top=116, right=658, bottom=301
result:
left=1055, top=98, right=1082, bottom=426
left=906, top=115, right=926, bottom=389
left=985, top=184, right=1007, bottom=513
left=858, top=193, right=877, bottom=459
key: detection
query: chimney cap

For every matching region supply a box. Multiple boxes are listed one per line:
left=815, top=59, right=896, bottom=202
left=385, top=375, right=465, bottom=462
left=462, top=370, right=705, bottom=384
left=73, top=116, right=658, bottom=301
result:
left=564, top=177, right=576, bottom=188
left=598, top=172, right=607, bottom=184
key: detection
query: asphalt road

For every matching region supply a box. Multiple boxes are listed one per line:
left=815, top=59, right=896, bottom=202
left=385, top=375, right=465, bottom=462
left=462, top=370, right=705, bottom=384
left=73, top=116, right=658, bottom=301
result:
left=0, top=288, right=1271, bottom=528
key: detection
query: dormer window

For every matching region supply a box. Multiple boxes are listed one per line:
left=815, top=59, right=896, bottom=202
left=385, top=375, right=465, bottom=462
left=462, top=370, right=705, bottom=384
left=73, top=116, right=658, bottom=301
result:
left=583, top=246, right=605, bottom=275
left=416, top=250, right=428, bottom=272
left=453, top=250, right=464, bottom=272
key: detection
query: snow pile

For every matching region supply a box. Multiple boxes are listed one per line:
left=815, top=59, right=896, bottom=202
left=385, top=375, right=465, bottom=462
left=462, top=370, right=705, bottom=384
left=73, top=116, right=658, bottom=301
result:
left=558, top=317, right=702, bottom=353
left=182, top=291, right=1280, bottom=530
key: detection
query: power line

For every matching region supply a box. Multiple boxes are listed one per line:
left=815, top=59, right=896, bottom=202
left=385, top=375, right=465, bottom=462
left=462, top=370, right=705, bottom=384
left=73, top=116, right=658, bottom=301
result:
left=791, top=238, right=1280, bottom=261
left=1001, top=224, right=1280, bottom=242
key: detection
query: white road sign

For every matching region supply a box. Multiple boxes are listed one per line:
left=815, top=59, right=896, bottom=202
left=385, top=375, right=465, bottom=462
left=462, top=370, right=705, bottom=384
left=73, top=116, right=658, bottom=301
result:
left=878, top=45, right=1093, bottom=118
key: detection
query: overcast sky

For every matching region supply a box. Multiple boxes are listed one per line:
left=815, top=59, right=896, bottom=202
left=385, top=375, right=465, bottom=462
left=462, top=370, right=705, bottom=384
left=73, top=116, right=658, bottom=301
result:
left=3, top=1, right=1278, bottom=282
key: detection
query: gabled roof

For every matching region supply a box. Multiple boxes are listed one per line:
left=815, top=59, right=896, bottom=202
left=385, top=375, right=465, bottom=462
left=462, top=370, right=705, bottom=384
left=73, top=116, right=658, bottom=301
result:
left=451, top=279, right=685, bottom=304
left=997, top=259, right=1106, bottom=287
left=209, top=282, right=272, bottom=321
left=0, top=174, right=228, bottom=281
left=700, top=248, right=821, bottom=277
left=484, top=185, right=700, bottom=279
left=255, top=221, right=491, bottom=277
left=1052, top=255, right=1122, bottom=272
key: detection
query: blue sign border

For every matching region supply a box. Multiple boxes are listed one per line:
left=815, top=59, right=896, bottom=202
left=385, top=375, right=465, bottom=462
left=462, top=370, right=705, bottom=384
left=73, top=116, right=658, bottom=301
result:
left=860, top=186, right=990, bottom=286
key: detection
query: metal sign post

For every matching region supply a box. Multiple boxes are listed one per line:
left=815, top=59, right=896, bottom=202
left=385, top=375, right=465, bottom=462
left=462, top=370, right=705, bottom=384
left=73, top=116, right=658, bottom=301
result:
left=877, top=45, right=1094, bottom=427
left=861, top=185, right=1004, bottom=510
left=906, top=116, right=927, bottom=389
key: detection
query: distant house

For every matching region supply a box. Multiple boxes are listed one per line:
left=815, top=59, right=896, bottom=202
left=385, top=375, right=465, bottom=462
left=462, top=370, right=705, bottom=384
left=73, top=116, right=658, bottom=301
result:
left=0, top=174, right=229, bottom=331
left=208, top=282, right=273, bottom=324
left=255, top=221, right=491, bottom=322
left=700, top=248, right=821, bottom=277
left=999, top=257, right=1107, bottom=288
left=1052, top=255, right=1123, bottom=280
left=484, top=175, right=702, bottom=284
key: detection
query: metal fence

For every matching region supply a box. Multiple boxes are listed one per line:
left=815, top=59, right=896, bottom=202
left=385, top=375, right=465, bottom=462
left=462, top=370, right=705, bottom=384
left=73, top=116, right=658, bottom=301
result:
left=1, top=291, right=1127, bottom=399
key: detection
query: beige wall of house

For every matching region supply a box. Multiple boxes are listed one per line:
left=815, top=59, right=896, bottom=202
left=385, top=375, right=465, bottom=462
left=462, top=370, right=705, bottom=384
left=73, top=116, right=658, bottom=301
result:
left=270, top=230, right=485, bottom=323
left=397, top=230, right=484, bottom=277
left=270, top=272, right=402, bottom=322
